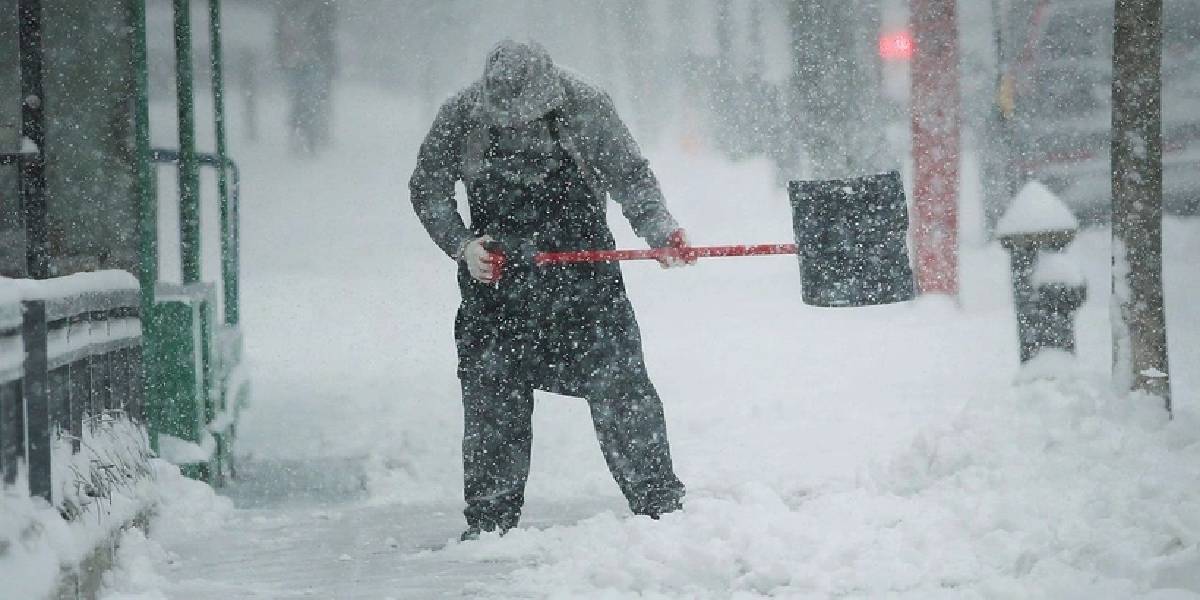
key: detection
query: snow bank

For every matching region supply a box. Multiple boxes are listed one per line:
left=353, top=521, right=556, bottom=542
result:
left=1014, top=348, right=1080, bottom=384
left=0, top=475, right=74, bottom=600
left=438, top=375, right=1200, bottom=598
left=98, top=462, right=233, bottom=599
left=52, top=416, right=153, bottom=521
left=141, top=460, right=233, bottom=545
left=1, top=428, right=154, bottom=600
left=0, top=420, right=221, bottom=600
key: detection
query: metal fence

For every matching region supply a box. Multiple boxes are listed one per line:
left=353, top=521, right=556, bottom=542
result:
left=3, top=0, right=247, bottom=495
left=0, top=272, right=144, bottom=503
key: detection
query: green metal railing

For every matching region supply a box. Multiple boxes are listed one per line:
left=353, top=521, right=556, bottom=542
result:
left=210, top=0, right=237, bottom=325
left=6, top=0, right=244, bottom=486
left=132, top=0, right=247, bottom=484
left=174, top=0, right=202, bottom=286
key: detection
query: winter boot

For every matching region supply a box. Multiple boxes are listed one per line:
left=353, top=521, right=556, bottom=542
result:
left=459, top=513, right=517, bottom=542
left=637, top=494, right=683, bottom=520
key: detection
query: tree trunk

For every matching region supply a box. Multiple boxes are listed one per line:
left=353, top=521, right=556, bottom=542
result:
left=1111, top=0, right=1170, bottom=411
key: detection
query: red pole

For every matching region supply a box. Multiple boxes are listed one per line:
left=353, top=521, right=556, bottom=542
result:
left=910, top=0, right=960, bottom=295
left=534, top=243, right=797, bottom=266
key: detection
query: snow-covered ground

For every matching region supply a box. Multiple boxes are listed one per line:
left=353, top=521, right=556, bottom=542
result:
left=96, top=85, right=1200, bottom=598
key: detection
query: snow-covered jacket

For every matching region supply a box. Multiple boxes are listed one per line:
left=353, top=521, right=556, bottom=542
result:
left=409, top=42, right=679, bottom=258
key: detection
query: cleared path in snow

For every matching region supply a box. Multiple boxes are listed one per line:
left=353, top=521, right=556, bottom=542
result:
left=148, top=468, right=618, bottom=599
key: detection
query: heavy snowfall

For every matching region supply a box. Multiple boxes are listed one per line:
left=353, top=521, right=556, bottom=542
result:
left=2, top=0, right=1200, bottom=598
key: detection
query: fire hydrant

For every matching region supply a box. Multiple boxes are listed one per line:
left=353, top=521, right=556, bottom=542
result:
left=996, top=181, right=1087, bottom=363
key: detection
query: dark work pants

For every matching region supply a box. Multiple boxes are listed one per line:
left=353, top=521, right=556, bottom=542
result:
left=460, top=374, right=685, bottom=531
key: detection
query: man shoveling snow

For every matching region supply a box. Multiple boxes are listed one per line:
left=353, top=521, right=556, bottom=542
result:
left=409, top=39, right=692, bottom=541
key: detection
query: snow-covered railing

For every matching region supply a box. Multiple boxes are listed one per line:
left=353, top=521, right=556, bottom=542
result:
left=0, top=271, right=149, bottom=504
left=1, top=271, right=156, bottom=599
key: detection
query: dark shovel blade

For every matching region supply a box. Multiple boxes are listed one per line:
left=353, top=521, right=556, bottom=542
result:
left=788, top=171, right=916, bottom=307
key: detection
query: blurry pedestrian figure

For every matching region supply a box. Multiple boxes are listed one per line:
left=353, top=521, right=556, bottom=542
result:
left=237, top=49, right=260, bottom=143
left=409, top=40, right=694, bottom=541
left=274, top=0, right=337, bottom=156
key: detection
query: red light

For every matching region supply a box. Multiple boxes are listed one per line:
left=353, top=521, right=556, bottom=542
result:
left=879, top=30, right=914, bottom=61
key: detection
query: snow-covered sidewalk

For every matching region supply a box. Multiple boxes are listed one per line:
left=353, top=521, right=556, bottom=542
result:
left=100, top=370, right=1200, bottom=599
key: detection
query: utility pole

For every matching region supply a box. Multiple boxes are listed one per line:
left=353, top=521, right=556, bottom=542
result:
left=1111, top=0, right=1170, bottom=411
left=910, top=0, right=960, bottom=296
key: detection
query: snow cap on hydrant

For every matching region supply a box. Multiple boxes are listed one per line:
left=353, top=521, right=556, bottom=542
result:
left=476, top=39, right=566, bottom=127
left=996, top=180, right=1080, bottom=240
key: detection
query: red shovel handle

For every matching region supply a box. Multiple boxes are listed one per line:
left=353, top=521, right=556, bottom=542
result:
left=534, top=243, right=798, bottom=266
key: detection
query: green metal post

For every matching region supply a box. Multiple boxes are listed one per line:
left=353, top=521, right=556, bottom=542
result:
left=209, top=0, right=237, bottom=325
left=174, top=0, right=201, bottom=284
left=232, top=166, right=240, bottom=327
left=130, top=0, right=160, bottom=450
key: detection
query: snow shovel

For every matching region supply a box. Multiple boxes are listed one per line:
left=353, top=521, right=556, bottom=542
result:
left=490, top=171, right=916, bottom=308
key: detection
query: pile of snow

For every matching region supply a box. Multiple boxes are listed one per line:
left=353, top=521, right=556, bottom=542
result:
left=0, top=397, right=230, bottom=600
left=1, top=476, right=75, bottom=600
left=139, top=461, right=234, bottom=544
left=0, top=414, right=154, bottom=599
left=995, top=180, right=1080, bottom=237
left=157, top=433, right=217, bottom=466
left=437, top=374, right=1200, bottom=598
left=53, top=415, right=154, bottom=519
left=98, top=462, right=233, bottom=599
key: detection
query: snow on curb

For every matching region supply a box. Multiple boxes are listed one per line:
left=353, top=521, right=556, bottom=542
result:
left=96, top=460, right=233, bottom=599
left=0, top=459, right=232, bottom=600
left=1, top=416, right=151, bottom=600
left=438, top=376, right=1200, bottom=599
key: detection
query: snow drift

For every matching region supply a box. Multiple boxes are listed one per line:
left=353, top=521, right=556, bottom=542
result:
left=438, top=371, right=1200, bottom=599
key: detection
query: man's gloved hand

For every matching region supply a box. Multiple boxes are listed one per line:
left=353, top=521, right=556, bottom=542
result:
left=657, top=228, right=697, bottom=269
left=459, top=235, right=502, bottom=283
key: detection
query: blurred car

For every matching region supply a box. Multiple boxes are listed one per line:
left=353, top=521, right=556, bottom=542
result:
left=1002, top=0, right=1200, bottom=222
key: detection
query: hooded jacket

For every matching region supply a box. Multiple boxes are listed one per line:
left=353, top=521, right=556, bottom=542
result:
left=409, top=41, right=679, bottom=258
